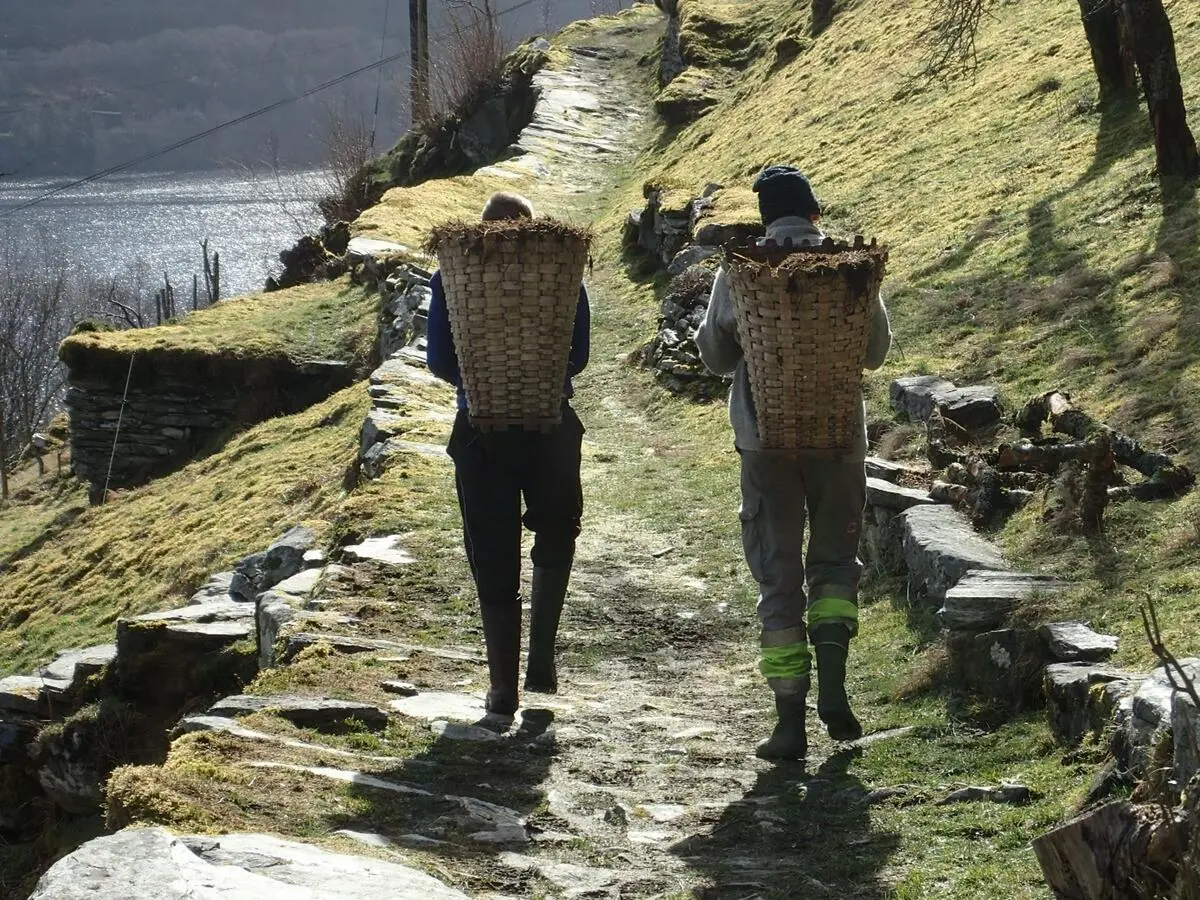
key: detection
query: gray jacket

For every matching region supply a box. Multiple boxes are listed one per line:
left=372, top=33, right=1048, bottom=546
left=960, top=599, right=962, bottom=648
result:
left=695, top=217, right=892, bottom=457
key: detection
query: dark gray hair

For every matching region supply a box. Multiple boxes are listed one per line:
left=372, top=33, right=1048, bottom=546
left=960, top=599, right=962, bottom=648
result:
left=481, top=192, right=535, bottom=221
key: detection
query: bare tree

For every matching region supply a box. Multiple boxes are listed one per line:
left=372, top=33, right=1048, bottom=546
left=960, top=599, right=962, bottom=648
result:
left=315, top=103, right=374, bottom=224
left=0, top=233, right=90, bottom=499
left=428, top=1, right=508, bottom=127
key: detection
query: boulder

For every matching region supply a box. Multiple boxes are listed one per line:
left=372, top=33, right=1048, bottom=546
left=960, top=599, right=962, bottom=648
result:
left=36, top=644, right=116, bottom=690
left=1039, top=622, right=1119, bottom=663
left=29, top=827, right=470, bottom=899
left=889, top=376, right=1003, bottom=432
left=188, top=571, right=236, bottom=605
left=1044, top=662, right=1136, bottom=745
left=938, top=571, right=1064, bottom=632
left=1119, top=658, right=1200, bottom=780
left=206, top=694, right=389, bottom=732
left=899, top=506, right=1008, bottom=600
left=890, top=375, right=955, bottom=422
left=937, top=385, right=1004, bottom=432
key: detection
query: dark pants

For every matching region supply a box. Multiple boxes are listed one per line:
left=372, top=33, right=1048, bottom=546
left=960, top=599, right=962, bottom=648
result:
left=447, top=406, right=584, bottom=609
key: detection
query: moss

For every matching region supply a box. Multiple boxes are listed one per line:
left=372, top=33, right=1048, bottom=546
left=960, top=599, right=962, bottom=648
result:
left=676, top=0, right=778, bottom=70
left=59, top=279, right=377, bottom=378
left=655, top=66, right=730, bottom=125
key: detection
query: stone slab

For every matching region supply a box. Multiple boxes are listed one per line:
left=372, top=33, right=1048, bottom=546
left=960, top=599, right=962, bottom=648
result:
left=866, top=477, right=935, bottom=512
left=900, top=506, right=1008, bottom=600
left=272, top=568, right=323, bottom=597
left=938, top=571, right=1065, bottom=631
left=30, top=826, right=468, bottom=899
left=342, top=536, right=416, bottom=566
left=1040, top=622, right=1119, bottom=662
left=37, top=644, right=117, bottom=686
left=864, top=456, right=920, bottom=482
left=890, top=375, right=956, bottom=422
left=0, top=675, right=64, bottom=715
left=132, top=599, right=255, bottom=624
left=347, top=236, right=411, bottom=258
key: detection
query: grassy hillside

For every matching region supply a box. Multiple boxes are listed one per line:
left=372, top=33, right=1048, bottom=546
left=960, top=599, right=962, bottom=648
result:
left=616, top=0, right=1200, bottom=662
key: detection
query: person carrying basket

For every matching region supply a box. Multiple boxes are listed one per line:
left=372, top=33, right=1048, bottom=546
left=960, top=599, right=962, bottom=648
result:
left=426, top=191, right=590, bottom=722
left=696, top=166, right=892, bottom=761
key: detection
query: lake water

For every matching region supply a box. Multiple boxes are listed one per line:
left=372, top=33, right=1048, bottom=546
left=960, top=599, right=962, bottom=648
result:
left=0, top=170, right=327, bottom=297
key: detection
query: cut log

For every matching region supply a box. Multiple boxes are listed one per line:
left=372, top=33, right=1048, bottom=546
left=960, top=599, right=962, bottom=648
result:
left=1032, top=800, right=1179, bottom=900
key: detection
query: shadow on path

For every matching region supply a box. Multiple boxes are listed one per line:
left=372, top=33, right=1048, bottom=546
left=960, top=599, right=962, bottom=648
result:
left=672, top=748, right=900, bottom=899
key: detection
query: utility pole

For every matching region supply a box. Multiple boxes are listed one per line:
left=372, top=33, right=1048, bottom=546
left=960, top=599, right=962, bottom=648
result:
left=409, top=0, right=430, bottom=123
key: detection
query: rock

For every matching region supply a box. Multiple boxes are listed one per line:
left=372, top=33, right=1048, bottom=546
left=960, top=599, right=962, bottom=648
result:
left=1044, top=663, right=1139, bottom=745
left=500, top=853, right=618, bottom=896
left=37, top=644, right=116, bottom=688
left=938, top=571, right=1064, bottom=631
left=1119, top=658, right=1200, bottom=780
left=380, top=680, right=419, bottom=697
left=280, top=633, right=480, bottom=665
left=188, top=572, right=236, bottom=604
left=1039, top=622, right=1119, bottom=662
left=0, top=675, right=68, bottom=715
left=938, top=385, right=1004, bottom=432
left=342, top=535, right=416, bottom=566
left=667, top=244, right=719, bottom=277
left=938, top=783, right=1035, bottom=805
left=453, top=795, right=528, bottom=844
left=900, top=506, right=1008, bottom=600
left=206, top=695, right=389, bottom=732
left=392, top=691, right=487, bottom=723
left=866, top=477, right=935, bottom=512
left=955, top=628, right=1047, bottom=705
left=29, top=827, right=469, bottom=899
left=1173, top=692, right=1200, bottom=786
left=260, top=526, right=316, bottom=589
left=890, top=375, right=956, bottom=422
left=302, top=549, right=326, bottom=568
left=864, top=456, right=917, bottom=482
left=271, top=568, right=323, bottom=597
left=256, top=595, right=298, bottom=668
left=889, top=376, right=1002, bottom=432
left=133, top=599, right=255, bottom=626
left=431, top=720, right=502, bottom=742
left=637, top=803, right=688, bottom=823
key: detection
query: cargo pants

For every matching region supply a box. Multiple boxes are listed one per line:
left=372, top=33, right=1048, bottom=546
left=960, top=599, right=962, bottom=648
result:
left=739, top=450, right=866, bottom=697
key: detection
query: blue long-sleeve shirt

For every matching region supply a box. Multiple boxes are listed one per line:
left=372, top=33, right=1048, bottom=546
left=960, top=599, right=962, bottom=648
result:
left=425, top=269, right=591, bottom=410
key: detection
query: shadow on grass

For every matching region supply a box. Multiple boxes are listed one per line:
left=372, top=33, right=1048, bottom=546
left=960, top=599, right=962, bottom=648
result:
left=671, top=748, right=900, bottom=899
left=1077, top=94, right=1153, bottom=187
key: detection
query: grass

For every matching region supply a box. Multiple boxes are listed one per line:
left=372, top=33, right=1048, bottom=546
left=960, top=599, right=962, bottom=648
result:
left=0, top=373, right=455, bottom=677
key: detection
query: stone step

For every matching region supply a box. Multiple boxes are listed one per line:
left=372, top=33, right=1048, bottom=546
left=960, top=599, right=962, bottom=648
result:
left=937, top=571, right=1065, bottom=631
left=867, top=476, right=936, bottom=512
left=900, top=505, right=1009, bottom=600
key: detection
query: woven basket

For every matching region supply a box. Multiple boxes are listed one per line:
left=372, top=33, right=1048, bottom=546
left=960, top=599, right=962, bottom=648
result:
left=429, top=219, right=590, bottom=429
left=724, top=235, right=888, bottom=452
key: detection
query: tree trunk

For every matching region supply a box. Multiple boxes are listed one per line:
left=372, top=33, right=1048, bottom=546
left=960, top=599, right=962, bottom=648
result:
left=0, top=415, right=8, bottom=502
left=1076, top=0, right=1135, bottom=99
left=811, top=0, right=835, bottom=36
left=1117, top=0, right=1200, bottom=178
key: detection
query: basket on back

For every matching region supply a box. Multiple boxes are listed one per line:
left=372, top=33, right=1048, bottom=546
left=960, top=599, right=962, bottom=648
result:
left=428, top=218, right=591, bottom=429
left=724, top=235, right=888, bottom=452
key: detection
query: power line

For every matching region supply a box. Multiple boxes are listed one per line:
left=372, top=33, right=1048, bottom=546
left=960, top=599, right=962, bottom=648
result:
left=0, top=48, right=411, bottom=219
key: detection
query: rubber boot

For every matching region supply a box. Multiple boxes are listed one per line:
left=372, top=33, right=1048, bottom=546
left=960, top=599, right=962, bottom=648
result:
left=479, top=602, right=522, bottom=717
left=812, top=623, right=863, bottom=742
left=755, top=689, right=809, bottom=761
left=524, top=566, right=570, bottom=693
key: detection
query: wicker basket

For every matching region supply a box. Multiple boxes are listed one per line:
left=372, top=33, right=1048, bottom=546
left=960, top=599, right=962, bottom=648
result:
left=724, top=235, right=888, bottom=452
left=429, top=219, right=590, bottom=429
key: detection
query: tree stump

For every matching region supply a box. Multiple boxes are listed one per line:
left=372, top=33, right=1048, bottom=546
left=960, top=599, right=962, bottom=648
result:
left=1032, top=800, right=1178, bottom=899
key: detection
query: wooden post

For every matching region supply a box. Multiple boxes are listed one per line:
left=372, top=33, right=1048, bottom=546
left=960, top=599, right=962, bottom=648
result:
left=410, top=0, right=430, bottom=122
left=193, top=274, right=199, bottom=312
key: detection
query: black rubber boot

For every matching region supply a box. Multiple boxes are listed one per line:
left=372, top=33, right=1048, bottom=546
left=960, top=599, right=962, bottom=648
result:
left=812, top=623, right=863, bottom=742
left=755, top=691, right=809, bottom=761
left=479, top=602, right=522, bottom=717
left=524, top=566, right=570, bottom=694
